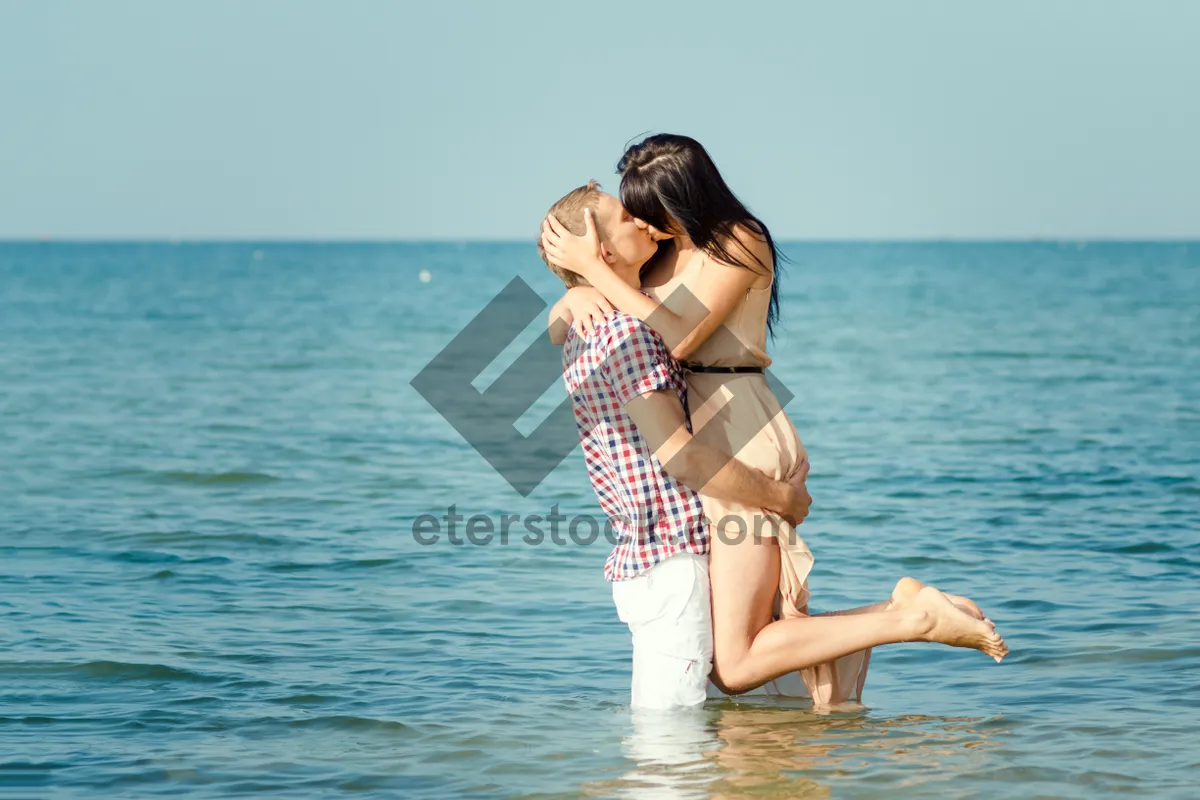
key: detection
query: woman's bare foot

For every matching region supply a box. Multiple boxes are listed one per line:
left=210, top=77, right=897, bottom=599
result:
left=908, top=586, right=1008, bottom=662
left=888, top=576, right=924, bottom=610
left=889, top=576, right=992, bottom=625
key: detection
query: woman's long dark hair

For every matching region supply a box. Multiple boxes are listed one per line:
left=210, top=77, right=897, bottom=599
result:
left=618, top=134, right=784, bottom=337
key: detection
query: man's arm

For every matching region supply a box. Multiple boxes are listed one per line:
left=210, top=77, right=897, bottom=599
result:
left=625, top=390, right=810, bottom=525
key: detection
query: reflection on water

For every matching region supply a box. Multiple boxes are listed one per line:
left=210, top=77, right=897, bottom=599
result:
left=611, top=707, right=720, bottom=799
left=591, top=700, right=1003, bottom=799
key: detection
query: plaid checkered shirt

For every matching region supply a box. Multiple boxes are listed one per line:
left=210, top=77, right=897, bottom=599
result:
left=562, top=310, right=708, bottom=581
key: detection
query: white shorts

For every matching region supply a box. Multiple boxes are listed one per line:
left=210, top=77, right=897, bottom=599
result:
left=611, top=552, right=713, bottom=710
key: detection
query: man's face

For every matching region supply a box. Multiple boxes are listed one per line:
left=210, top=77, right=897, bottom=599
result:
left=594, top=192, right=658, bottom=269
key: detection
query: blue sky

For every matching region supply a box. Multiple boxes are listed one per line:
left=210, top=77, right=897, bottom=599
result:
left=1, top=0, right=1198, bottom=239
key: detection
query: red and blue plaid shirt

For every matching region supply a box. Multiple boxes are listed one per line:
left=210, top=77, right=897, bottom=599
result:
left=562, top=311, right=708, bottom=581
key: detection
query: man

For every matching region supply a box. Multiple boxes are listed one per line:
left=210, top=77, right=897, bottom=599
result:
left=537, top=181, right=812, bottom=709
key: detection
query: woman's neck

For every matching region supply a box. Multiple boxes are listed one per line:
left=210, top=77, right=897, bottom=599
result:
left=639, top=236, right=702, bottom=288
left=670, top=235, right=702, bottom=278
left=673, top=234, right=699, bottom=259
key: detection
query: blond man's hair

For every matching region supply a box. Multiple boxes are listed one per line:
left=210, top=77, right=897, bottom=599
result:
left=537, top=180, right=609, bottom=288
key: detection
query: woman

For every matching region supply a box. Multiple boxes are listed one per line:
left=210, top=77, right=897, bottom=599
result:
left=542, top=135, right=1006, bottom=704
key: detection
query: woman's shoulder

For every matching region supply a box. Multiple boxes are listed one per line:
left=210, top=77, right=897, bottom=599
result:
left=728, top=220, right=768, bottom=247
left=707, top=222, right=774, bottom=285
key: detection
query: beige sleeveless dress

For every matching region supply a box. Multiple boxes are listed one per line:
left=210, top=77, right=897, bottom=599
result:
left=644, top=251, right=871, bottom=706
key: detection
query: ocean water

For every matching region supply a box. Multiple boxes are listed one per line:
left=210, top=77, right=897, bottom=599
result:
left=2, top=241, right=1198, bottom=798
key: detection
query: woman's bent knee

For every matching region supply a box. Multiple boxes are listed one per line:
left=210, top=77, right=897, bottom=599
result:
left=710, top=658, right=759, bottom=695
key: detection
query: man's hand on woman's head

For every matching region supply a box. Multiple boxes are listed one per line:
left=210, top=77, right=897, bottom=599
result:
left=541, top=208, right=607, bottom=280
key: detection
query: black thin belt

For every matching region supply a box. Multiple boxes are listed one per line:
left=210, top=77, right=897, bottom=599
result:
left=681, top=363, right=764, bottom=374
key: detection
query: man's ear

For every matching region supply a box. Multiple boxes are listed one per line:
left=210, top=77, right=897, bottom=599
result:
left=599, top=243, right=617, bottom=264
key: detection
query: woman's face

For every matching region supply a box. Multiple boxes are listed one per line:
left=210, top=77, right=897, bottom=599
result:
left=594, top=193, right=658, bottom=267
left=633, top=217, right=677, bottom=242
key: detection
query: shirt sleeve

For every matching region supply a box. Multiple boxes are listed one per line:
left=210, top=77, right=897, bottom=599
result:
left=601, top=314, right=678, bottom=406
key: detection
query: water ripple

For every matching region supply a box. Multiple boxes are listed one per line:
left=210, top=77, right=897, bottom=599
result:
left=2, top=242, right=1198, bottom=798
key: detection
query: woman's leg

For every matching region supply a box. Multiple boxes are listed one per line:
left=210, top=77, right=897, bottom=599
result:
left=708, top=532, right=1007, bottom=695
left=810, top=578, right=990, bottom=622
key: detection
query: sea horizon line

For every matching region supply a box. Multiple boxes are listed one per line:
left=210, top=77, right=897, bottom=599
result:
left=1, top=237, right=1198, bottom=246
